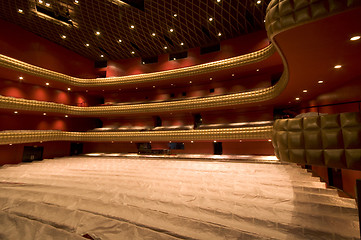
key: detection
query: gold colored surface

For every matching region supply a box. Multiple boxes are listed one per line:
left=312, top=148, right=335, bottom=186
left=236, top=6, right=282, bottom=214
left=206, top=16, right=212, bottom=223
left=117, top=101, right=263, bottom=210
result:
left=0, top=44, right=275, bottom=87
left=0, top=126, right=273, bottom=145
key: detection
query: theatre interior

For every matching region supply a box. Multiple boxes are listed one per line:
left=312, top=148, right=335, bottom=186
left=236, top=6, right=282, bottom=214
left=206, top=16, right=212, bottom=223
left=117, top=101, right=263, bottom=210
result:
left=1, top=0, right=361, bottom=239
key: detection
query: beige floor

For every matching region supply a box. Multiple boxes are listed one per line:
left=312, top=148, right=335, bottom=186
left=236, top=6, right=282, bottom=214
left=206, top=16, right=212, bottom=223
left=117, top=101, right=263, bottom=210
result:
left=0, top=156, right=359, bottom=239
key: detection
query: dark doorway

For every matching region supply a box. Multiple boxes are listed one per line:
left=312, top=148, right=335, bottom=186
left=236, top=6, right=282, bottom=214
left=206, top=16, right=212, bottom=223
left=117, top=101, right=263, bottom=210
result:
left=154, top=116, right=162, bottom=127
left=327, top=168, right=343, bottom=190
left=22, top=146, right=44, bottom=162
left=213, top=142, right=222, bottom=155
left=70, top=142, right=83, bottom=156
left=193, top=113, right=202, bottom=129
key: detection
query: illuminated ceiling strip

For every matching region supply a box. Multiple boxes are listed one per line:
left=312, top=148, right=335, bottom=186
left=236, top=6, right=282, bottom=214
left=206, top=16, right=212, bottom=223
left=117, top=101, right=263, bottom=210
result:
left=0, top=44, right=275, bottom=87
left=0, top=126, right=273, bottom=145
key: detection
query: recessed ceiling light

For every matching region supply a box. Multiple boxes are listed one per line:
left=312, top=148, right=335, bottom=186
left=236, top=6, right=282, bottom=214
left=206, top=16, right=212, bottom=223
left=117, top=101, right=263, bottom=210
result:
left=100, top=54, right=104, bottom=58
left=130, top=25, right=135, bottom=29
left=118, top=39, right=122, bottom=43
left=303, top=89, right=307, bottom=93
left=164, top=46, right=168, bottom=49
left=65, top=115, right=68, bottom=118
left=19, top=76, right=23, bottom=80
left=151, top=33, right=156, bottom=36
left=173, top=13, right=177, bottom=17
left=209, top=17, right=213, bottom=21
left=85, top=43, right=90, bottom=47
left=180, top=42, right=184, bottom=46
left=295, top=97, right=300, bottom=101
left=334, top=65, right=342, bottom=69
left=45, top=3, right=50, bottom=7
left=18, top=9, right=23, bottom=13
left=218, top=32, right=222, bottom=36
left=95, top=31, right=100, bottom=35
left=46, top=82, right=49, bottom=86
left=318, top=80, right=324, bottom=84
left=131, top=51, right=135, bottom=54
left=256, top=0, right=261, bottom=4
left=43, top=113, right=47, bottom=115
left=350, top=36, right=360, bottom=41
left=61, top=35, right=66, bottom=39
left=14, top=111, right=18, bottom=114
left=67, top=87, right=71, bottom=91
left=169, top=29, right=174, bottom=32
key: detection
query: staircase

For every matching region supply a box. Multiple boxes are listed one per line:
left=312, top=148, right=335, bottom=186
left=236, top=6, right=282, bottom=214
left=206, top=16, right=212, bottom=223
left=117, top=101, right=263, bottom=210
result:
left=0, top=156, right=359, bottom=239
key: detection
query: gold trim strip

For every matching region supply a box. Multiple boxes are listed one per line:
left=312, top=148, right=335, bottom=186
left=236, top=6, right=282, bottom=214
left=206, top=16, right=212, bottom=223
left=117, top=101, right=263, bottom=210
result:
left=0, top=126, right=273, bottom=145
left=0, top=44, right=275, bottom=87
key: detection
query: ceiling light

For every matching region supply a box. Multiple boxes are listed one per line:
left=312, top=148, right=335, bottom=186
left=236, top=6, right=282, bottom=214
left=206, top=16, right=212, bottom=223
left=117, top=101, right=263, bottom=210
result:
left=131, top=51, right=135, bottom=54
left=218, top=32, right=222, bottom=36
left=173, top=58, right=176, bottom=60
left=334, top=65, right=342, bottom=69
left=67, top=87, right=71, bottom=91
left=61, top=35, right=67, bottom=39
left=85, top=43, right=90, bottom=47
left=74, top=0, right=79, bottom=3
left=19, top=76, right=23, bottom=80
left=191, top=140, right=194, bottom=143
left=45, top=3, right=50, bottom=7
left=118, top=39, right=122, bottom=43
left=18, top=9, right=23, bottom=13
left=180, top=42, right=184, bottom=46
left=130, top=25, right=135, bottom=29
left=217, top=0, right=221, bottom=2
left=14, top=111, right=18, bottom=114
left=151, top=33, right=156, bottom=36
left=142, top=61, right=145, bottom=64
left=210, top=77, right=212, bottom=80
left=43, top=113, right=47, bottom=116
left=9, top=144, right=12, bottom=146
left=318, top=80, right=324, bottom=84
left=256, top=0, right=261, bottom=4
left=256, top=69, right=260, bottom=71
left=189, top=81, right=192, bottom=83
left=46, top=82, right=49, bottom=86
left=214, top=140, right=217, bottom=143
left=164, top=46, right=168, bottom=49
left=268, top=139, right=272, bottom=142
left=171, top=83, right=173, bottom=86
left=295, top=97, right=300, bottom=101
left=39, top=0, right=43, bottom=3
left=264, top=19, right=266, bottom=22
left=232, top=73, right=235, bottom=76
left=350, top=36, right=360, bottom=41
left=239, top=140, right=242, bottom=142
left=169, top=29, right=174, bottom=32
left=65, top=115, right=68, bottom=118
left=173, top=13, right=177, bottom=17
left=153, top=86, right=155, bottom=88
left=86, top=90, right=88, bottom=92
left=209, top=17, right=213, bottom=21
left=95, top=31, right=100, bottom=35
left=303, top=89, right=307, bottom=93
left=135, top=87, right=138, bottom=89
left=100, top=55, right=104, bottom=58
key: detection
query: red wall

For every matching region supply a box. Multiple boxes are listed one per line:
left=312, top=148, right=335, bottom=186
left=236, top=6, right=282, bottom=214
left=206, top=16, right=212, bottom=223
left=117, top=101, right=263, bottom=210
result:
left=107, top=31, right=270, bottom=77
left=0, top=141, right=71, bottom=166
left=0, top=19, right=95, bottom=78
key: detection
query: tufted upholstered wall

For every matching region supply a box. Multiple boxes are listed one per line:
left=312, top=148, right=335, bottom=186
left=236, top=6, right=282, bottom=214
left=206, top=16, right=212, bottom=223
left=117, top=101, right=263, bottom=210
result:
left=0, top=126, right=273, bottom=145
left=265, top=0, right=361, bottom=39
left=273, top=112, right=361, bottom=170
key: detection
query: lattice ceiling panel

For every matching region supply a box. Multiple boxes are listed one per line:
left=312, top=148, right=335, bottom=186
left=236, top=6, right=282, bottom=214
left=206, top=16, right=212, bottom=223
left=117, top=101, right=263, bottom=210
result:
left=0, top=0, right=270, bottom=60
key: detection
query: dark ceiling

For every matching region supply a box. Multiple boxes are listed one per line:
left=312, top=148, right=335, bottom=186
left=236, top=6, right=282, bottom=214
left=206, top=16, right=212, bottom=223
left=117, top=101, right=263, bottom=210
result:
left=0, top=0, right=270, bottom=61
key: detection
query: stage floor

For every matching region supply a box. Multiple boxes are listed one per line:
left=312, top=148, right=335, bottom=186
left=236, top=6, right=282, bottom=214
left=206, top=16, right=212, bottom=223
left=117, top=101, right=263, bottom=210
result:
left=0, top=156, right=359, bottom=239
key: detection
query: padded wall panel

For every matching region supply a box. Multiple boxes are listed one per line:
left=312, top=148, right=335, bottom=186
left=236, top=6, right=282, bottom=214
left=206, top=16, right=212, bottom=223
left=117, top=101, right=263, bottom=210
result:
left=273, top=112, right=361, bottom=170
